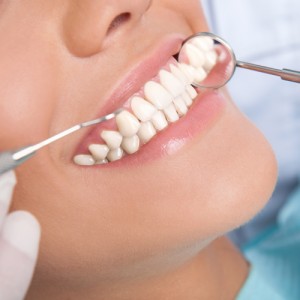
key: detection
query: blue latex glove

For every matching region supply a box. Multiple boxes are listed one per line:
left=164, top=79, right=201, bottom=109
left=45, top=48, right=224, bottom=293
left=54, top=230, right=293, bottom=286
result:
left=0, top=171, right=40, bottom=300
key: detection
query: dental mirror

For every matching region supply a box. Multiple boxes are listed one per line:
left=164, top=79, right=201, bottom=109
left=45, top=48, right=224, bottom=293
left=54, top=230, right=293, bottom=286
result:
left=178, top=32, right=300, bottom=88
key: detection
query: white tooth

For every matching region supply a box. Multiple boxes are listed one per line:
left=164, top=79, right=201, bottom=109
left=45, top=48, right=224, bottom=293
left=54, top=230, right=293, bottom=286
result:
left=96, top=159, right=108, bottom=165
left=163, top=103, right=179, bottom=123
left=186, top=85, right=197, bottom=100
left=131, top=96, right=157, bottom=122
left=194, top=67, right=207, bottom=83
left=192, top=36, right=214, bottom=52
left=170, top=64, right=197, bottom=100
left=178, top=63, right=196, bottom=84
left=88, top=144, right=109, bottom=161
left=73, top=154, right=95, bottom=166
left=151, top=111, right=168, bottom=131
left=144, top=81, right=173, bottom=110
left=116, top=110, right=140, bottom=137
left=173, top=97, right=188, bottom=116
left=159, top=70, right=185, bottom=97
left=170, top=64, right=190, bottom=85
left=137, top=121, right=157, bottom=144
left=121, top=135, right=140, bottom=154
left=182, top=92, right=193, bottom=107
left=185, top=44, right=206, bottom=68
left=107, top=148, right=124, bottom=162
left=101, top=130, right=123, bottom=149
left=203, top=51, right=218, bottom=72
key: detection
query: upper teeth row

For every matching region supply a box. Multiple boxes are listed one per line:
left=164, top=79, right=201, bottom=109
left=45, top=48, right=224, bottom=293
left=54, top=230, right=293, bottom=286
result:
left=73, top=36, right=217, bottom=166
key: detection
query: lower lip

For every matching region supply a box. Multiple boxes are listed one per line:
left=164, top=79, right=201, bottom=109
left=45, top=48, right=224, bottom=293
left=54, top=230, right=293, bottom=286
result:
left=80, top=89, right=227, bottom=168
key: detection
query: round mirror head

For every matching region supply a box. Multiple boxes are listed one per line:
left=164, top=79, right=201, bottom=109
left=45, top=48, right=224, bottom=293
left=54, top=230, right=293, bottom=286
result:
left=178, top=32, right=236, bottom=88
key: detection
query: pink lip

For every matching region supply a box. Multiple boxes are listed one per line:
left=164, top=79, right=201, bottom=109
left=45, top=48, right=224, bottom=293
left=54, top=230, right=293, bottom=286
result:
left=74, top=33, right=186, bottom=154
left=73, top=33, right=227, bottom=166
left=75, top=90, right=227, bottom=167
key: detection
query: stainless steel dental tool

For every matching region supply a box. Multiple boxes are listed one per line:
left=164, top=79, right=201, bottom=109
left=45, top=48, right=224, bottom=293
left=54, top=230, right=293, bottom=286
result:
left=178, top=32, right=300, bottom=88
left=0, top=109, right=123, bottom=175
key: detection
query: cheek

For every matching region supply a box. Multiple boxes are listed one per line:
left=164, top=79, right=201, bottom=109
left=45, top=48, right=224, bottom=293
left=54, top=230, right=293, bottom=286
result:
left=0, top=26, right=58, bottom=150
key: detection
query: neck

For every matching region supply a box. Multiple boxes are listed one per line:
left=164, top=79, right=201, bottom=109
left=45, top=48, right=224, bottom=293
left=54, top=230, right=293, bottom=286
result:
left=27, top=237, right=249, bottom=300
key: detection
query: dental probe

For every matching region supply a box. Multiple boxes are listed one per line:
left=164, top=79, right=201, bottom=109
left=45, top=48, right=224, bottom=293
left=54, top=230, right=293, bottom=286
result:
left=0, top=109, right=123, bottom=175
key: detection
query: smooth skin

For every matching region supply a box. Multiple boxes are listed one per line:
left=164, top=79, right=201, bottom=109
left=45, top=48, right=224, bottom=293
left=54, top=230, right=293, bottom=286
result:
left=0, top=1, right=277, bottom=299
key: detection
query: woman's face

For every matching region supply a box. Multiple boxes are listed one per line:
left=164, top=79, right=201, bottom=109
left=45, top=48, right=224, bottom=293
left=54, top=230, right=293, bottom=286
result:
left=1, top=0, right=277, bottom=290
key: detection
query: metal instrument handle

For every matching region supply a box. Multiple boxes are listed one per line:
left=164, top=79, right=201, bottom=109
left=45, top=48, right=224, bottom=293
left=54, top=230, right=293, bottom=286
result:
left=0, top=150, right=35, bottom=175
left=237, top=61, right=300, bottom=83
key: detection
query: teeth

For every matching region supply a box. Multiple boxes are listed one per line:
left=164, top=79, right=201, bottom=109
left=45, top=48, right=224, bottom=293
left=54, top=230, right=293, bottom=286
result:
left=163, top=103, right=179, bottom=122
left=116, top=110, right=140, bottom=137
left=107, top=148, right=124, bottom=162
left=101, top=130, right=123, bottom=149
left=203, top=51, right=218, bottom=72
left=137, top=121, right=157, bottom=144
left=194, top=67, right=207, bottom=83
left=186, top=86, right=197, bottom=100
left=121, top=135, right=140, bottom=154
left=131, top=96, right=157, bottom=122
left=144, top=81, right=173, bottom=110
left=73, top=154, right=95, bottom=166
left=192, top=36, right=214, bottom=52
left=88, top=144, right=109, bottom=161
left=151, top=111, right=168, bottom=131
left=170, top=64, right=189, bottom=84
left=96, top=159, right=108, bottom=165
left=159, top=70, right=185, bottom=97
left=75, top=54, right=205, bottom=166
left=185, top=44, right=206, bottom=68
left=169, top=64, right=197, bottom=99
left=173, top=97, right=188, bottom=116
left=182, top=92, right=193, bottom=107
left=178, top=63, right=196, bottom=84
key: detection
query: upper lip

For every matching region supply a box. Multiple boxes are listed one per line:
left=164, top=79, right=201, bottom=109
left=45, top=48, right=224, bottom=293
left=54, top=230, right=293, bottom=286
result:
left=72, top=32, right=187, bottom=153
left=96, top=32, right=186, bottom=116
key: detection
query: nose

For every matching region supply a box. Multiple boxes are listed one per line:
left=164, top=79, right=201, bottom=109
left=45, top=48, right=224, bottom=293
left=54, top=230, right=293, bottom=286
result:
left=62, top=0, right=152, bottom=57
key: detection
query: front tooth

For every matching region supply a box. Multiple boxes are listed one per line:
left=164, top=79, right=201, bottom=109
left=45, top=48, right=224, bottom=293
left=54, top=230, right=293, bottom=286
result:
left=203, top=51, right=218, bottom=71
left=116, top=110, right=140, bottom=137
left=178, top=64, right=196, bottom=84
left=96, top=159, right=108, bottom=165
left=131, top=96, right=157, bottom=122
left=107, top=148, right=124, bottom=162
left=163, top=103, right=179, bottom=123
left=185, top=44, right=206, bottom=68
left=144, top=81, right=173, bottom=110
left=186, top=85, right=197, bottom=100
left=170, top=64, right=189, bottom=85
left=73, top=154, right=95, bottom=166
left=170, top=64, right=197, bottom=99
left=151, top=111, right=168, bottom=131
left=159, top=70, right=185, bottom=97
left=182, top=92, right=193, bottom=107
left=121, top=135, right=140, bottom=154
left=194, top=67, right=207, bottom=83
left=137, top=121, right=157, bottom=143
left=88, top=144, right=109, bottom=161
left=101, top=130, right=122, bottom=149
left=173, top=97, right=188, bottom=116
left=192, top=36, right=214, bottom=52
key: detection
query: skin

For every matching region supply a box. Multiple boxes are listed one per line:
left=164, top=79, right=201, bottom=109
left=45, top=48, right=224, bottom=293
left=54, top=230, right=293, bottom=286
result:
left=0, top=0, right=277, bottom=299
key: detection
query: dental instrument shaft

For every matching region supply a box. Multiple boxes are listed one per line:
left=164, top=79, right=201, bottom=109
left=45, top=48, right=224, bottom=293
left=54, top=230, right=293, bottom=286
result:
left=237, top=61, right=300, bottom=83
left=0, top=109, right=123, bottom=175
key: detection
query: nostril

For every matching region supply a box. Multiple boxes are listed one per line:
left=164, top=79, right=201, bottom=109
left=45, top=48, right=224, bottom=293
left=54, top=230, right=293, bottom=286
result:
left=107, top=13, right=131, bottom=35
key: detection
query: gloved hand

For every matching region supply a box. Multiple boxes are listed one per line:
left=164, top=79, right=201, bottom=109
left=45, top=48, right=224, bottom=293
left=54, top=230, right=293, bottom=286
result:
left=0, top=171, right=40, bottom=300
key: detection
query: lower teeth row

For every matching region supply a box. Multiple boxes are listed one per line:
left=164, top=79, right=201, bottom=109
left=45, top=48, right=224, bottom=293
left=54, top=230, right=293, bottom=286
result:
left=73, top=37, right=217, bottom=166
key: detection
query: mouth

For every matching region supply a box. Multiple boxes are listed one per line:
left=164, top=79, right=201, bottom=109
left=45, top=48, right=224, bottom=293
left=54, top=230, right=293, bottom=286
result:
left=73, top=33, right=225, bottom=166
